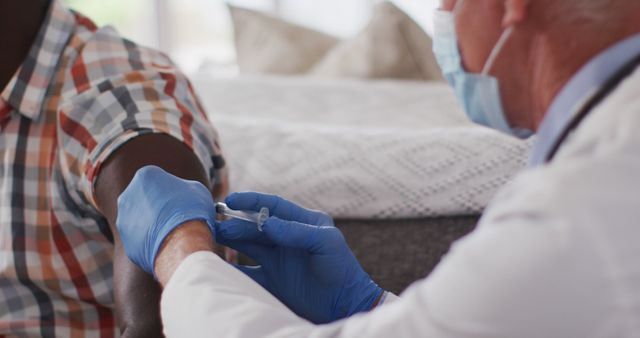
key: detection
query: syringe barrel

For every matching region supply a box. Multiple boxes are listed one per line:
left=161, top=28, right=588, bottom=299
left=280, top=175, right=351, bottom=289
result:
left=215, top=202, right=269, bottom=231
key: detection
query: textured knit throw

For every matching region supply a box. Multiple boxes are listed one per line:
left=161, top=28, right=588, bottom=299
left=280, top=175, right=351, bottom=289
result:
left=194, top=76, right=533, bottom=219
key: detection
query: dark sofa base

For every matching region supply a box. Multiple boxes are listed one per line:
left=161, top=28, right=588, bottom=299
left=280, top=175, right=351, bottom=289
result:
left=336, top=216, right=479, bottom=294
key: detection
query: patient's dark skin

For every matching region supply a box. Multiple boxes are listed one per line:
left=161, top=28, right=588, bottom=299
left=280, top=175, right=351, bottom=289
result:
left=0, top=1, right=49, bottom=90
left=96, top=134, right=216, bottom=337
left=1, top=1, right=222, bottom=336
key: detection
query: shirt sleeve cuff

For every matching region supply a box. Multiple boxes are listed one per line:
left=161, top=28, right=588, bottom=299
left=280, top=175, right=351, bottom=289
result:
left=161, top=251, right=309, bottom=337
left=83, top=127, right=219, bottom=211
left=378, top=291, right=399, bottom=306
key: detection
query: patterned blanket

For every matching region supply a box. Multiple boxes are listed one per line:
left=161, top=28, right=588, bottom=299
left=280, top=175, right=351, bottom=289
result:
left=193, top=75, right=533, bottom=219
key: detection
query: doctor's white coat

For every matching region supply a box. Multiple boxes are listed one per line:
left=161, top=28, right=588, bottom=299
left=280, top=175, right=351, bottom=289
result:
left=160, top=68, right=640, bottom=338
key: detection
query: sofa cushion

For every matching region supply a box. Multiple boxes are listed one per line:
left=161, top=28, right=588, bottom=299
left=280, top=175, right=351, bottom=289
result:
left=312, top=2, right=442, bottom=81
left=229, top=5, right=339, bottom=75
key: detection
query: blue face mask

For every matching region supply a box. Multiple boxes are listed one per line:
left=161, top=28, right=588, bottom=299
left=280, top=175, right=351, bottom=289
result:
left=432, top=3, right=533, bottom=139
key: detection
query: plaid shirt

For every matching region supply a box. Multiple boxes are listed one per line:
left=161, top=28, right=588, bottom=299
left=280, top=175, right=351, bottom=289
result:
left=0, top=1, right=226, bottom=336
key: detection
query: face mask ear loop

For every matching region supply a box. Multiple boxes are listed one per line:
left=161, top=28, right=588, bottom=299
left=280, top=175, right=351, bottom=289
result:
left=453, top=0, right=465, bottom=13
left=481, top=27, right=514, bottom=75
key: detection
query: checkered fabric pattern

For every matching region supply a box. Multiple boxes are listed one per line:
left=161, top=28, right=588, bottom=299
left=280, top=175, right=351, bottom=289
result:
left=0, top=1, right=227, bottom=337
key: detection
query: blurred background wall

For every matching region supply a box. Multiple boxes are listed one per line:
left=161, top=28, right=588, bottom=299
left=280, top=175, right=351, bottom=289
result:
left=63, top=0, right=439, bottom=74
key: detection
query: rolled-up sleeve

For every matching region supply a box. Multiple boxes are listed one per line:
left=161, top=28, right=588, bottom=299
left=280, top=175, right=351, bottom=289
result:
left=56, top=27, right=227, bottom=211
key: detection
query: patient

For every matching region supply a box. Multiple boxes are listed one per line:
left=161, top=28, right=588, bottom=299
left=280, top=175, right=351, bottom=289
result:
left=0, top=0, right=227, bottom=336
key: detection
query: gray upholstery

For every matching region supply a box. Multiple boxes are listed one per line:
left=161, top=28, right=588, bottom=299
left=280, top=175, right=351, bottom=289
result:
left=336, top=216, right=479, bottom=294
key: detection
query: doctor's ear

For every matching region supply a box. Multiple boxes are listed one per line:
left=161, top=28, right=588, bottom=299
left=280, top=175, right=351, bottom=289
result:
left=503, top=0, right=531, bottom=28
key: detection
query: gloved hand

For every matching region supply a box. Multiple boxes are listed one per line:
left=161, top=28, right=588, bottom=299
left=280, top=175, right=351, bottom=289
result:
left=116, top=165, right=216, bottom=277
left=216, top=192, right=384, bottom=324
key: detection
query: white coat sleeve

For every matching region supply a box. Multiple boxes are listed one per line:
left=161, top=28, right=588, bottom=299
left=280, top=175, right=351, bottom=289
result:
left=160, top=74, right=639, bottom=338
left=160, top=185, right=612, bottom=338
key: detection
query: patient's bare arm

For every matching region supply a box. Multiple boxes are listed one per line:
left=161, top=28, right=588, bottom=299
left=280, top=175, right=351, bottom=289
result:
left=95, top=134, right=216, bottom=338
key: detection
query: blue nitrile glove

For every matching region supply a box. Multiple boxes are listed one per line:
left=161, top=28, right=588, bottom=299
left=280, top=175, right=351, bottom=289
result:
left=116, top=165, right=216, bottom=277
left=216, top=192, right=384, bottom=324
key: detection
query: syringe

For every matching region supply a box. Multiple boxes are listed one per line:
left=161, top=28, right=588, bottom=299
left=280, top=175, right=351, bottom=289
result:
left=215, top=202, right=270, bottom=231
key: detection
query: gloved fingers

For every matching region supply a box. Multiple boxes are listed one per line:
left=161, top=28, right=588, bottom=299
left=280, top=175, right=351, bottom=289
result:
left=233, top=265, right=268, bottom=288
left=261, top=217, right=338, bottom=253
left=225, top=192, right=291, bottom=216
left=216, top=237, right=271, bottom=264
left=225, top=192, right=334, bottom=226
left=115, top=165, right=217, bottom=275
left=307, top=211, right=335, bottom=228
left=217, top=218, right=270, bottom=244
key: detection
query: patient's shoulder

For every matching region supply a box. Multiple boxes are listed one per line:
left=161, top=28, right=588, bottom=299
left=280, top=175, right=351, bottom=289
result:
left=61, top=12, right=181, bottom=95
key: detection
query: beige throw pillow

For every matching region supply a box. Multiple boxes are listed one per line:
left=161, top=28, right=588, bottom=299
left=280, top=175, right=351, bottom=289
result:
left=229, top=6, right=339, bottom=75
left=312, top=2, right=442, bottom=81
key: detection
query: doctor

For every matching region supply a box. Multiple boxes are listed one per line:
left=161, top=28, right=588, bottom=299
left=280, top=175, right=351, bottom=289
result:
left=116, top=0, right=640, bottom=336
